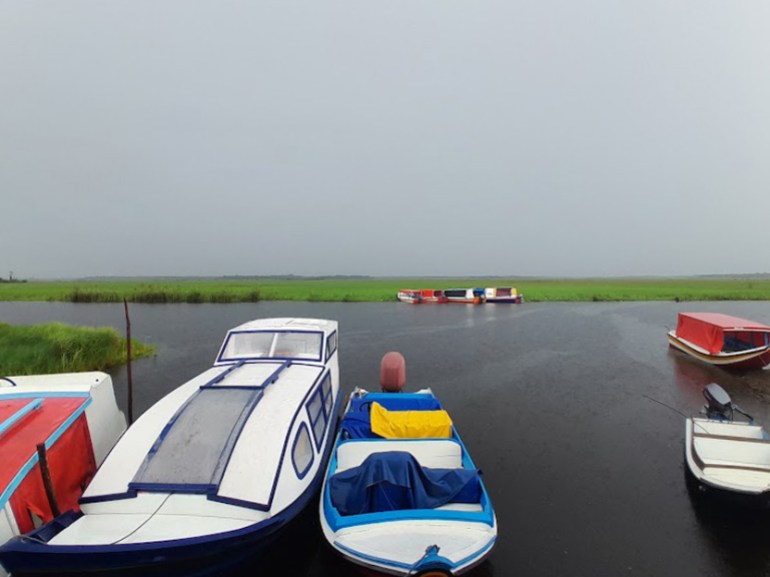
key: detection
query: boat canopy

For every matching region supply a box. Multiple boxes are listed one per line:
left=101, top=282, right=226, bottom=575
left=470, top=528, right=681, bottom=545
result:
left=0, top=396, right=95, bottom=534
left=676, top=313, right=770, bottom=354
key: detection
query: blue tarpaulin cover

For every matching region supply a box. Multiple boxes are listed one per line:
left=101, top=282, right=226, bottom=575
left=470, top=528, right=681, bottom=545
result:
left=329, top=451, right=480, bottom=516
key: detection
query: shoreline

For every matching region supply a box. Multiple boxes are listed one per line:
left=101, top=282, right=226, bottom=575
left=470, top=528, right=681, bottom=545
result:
left=2, top=277, right=770, bottom=303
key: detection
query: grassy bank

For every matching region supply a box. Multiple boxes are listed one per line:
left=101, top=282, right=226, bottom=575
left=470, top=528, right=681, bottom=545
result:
left=0, top=322, right=156, bottom=376
left=1, top=277, right=770, bottom=303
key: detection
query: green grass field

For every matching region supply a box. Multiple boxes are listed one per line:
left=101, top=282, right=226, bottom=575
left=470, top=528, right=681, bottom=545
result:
left=2, top=277, right=770, bottom=303
left=0, top=322, right=155, bottom=376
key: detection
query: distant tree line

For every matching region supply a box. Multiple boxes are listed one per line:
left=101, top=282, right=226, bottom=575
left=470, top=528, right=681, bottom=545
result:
left=0, top=271, right=27, bottom=283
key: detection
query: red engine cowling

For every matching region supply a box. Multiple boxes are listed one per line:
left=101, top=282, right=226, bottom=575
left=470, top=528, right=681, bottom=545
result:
left=380, top=352, right=406, bottom=392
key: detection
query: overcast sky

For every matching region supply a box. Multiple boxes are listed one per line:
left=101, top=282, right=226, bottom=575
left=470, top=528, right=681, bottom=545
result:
left=1, top=1, right=769, bottom=279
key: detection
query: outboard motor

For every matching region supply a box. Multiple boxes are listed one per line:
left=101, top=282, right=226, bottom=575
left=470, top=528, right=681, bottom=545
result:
left=703, top=383, right=734, bottom=421
left=702, top=383, right=754, bottom=422
left=380, top=351, right=406, bottom=393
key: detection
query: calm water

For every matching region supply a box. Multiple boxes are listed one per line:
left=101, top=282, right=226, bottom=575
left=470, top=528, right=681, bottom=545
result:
left=3, top=301, right=770, bottom=577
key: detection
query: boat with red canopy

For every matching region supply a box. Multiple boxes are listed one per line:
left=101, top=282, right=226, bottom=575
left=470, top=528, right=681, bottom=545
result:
left=668, top=313, right=770, bottom=369
left=0, top=372, right=126, bottom=577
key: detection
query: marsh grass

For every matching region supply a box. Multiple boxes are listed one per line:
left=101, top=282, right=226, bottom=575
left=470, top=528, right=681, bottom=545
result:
left=1, top=277, right=770, bottom=303
left=0, top=322, right=156, bottom=376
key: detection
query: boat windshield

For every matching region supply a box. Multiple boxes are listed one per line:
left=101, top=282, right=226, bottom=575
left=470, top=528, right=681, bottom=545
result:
left=219, top=330, right=323, bottom=362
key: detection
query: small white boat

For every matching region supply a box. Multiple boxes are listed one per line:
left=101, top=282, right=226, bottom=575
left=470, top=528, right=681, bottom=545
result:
left=0, top=372, right=126, bottom=577
left=0, top=318, right=341, bottom=575
left=398, top=290, right=423, bottom=304
left=685, top=383, right=770, bottom=504
left=320, top=353, right=496, bottom=576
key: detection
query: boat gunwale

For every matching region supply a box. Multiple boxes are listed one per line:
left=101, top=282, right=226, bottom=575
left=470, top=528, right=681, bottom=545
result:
left=667, top=332, right=770, bottom=363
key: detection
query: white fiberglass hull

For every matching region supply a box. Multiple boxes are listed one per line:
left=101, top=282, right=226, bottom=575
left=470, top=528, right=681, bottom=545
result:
left=686, top=417, right=770, bottom=496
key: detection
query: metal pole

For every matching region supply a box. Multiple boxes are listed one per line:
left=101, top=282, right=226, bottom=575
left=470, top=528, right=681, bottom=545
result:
left=124, top=298, right=134, bottom=425
left=36, top=443, right=61, bottom=517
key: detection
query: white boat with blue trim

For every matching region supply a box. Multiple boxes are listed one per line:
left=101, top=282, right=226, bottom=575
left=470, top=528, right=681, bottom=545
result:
left=0, top=318, right=341, bottom=576
left=320, top=353, right=496, bottom=576
left=0, top=372, right=126, bottom=577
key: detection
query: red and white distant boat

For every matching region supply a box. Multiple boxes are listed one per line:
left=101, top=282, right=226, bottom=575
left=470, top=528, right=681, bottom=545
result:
left=484, top=287, right=523, bottom=304
left=419, top=289, right=448, bottom=304
left=668, top=312, right=770, bottom=370
left=397, top=290, right=423, bottom=304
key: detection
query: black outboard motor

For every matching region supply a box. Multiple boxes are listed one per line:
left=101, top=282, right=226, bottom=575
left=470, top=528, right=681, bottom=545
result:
left=702, top=383, right=753, bottom=422
left=703, top=383, right=733, bottom=420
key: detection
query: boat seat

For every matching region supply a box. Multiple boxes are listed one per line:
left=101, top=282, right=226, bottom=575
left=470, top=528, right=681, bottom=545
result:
left=694, top=436, right=770, bottom=471
left=335, top=439, right=463, bottom=473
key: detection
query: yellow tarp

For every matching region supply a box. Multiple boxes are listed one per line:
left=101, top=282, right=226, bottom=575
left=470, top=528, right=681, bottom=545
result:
left=370, top=402, right=453, bottom=439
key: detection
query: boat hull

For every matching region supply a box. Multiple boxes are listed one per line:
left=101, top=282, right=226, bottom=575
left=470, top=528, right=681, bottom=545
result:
left=684, top=460, right=770, bottom=509
left=684, top=417, right=770, bottom=509
left=0, top=428, right=334, bottom=576
left=668, top=333, right=770, bottom=369
left=321, top=517, right=496, bottom=576
left=485, top=296, right=523, bottom=304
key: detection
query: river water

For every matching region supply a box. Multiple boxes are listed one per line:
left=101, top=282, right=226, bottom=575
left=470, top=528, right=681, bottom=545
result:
left=2, top=301, right=770, bottom=577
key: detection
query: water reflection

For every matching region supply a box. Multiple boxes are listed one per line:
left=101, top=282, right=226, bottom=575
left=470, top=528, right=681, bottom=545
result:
left=670, top=347, right=770, bottom=423
left=686, top=473, right=770, bottom=577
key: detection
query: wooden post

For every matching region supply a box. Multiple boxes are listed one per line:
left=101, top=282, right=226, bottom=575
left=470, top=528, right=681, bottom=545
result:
left=124, top=298, right=134, bottom=425
left=36, top=443, right=61, bottom=517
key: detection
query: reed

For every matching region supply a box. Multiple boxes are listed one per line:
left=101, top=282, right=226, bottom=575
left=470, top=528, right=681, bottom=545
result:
left=0, top=322, right=156, bottom=376
left=1, top=277, right=770, bottom=303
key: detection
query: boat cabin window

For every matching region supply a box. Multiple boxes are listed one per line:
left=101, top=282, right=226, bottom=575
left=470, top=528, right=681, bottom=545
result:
left=723, top=331, right=768, bottom=352
left=291, top=423, right=314, bottom=479
left=322, top=373, right=333, bottom=416
left=325, top=331, right=338, bottom=361
left=219, top=330, right=323, bottom=362
left=307, top=373, right=332, bottom=449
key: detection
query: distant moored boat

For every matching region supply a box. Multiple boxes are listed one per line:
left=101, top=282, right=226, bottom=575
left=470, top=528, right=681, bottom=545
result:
left=484, top=287, right=523, bottom=304
left=668, top=312, right=770, bottom=369
left=397, top=290, right=423, bottom=304
left=444, top=288, right=485, bottom=304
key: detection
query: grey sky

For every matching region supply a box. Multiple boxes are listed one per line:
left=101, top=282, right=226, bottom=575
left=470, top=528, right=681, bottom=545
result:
left=2, top=1, right=769, bottom=279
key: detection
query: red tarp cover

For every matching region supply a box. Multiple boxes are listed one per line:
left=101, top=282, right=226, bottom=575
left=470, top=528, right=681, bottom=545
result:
left=0, top=397, right=96, bottom=534
left=676, top=313, right=770, bottom=354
